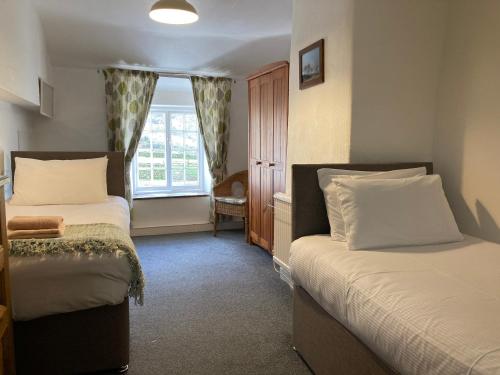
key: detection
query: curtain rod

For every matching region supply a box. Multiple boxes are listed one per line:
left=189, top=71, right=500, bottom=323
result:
left=97, top=68, right=235, bottom=81
left=159, top=72, right=236, bottom=83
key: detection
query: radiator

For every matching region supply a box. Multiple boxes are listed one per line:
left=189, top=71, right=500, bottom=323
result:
left=273, top=192, right=292, bottom=287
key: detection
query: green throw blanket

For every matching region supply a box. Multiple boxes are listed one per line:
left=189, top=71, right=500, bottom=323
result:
left=10, top=223, right=145, bottom=305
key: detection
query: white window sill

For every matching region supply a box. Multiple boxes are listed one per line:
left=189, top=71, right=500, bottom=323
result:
left=133, top=192, right=210, bottom=200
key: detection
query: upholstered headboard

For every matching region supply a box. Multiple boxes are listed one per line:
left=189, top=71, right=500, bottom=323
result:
left=11, top=151, right=126, bottom=198
left=291, top=163, right=433, bottom=241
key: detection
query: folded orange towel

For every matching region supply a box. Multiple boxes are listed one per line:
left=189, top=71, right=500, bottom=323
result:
left=8, top=223, right=65, bottom=240
left=7, top=216, right=64, bottom=231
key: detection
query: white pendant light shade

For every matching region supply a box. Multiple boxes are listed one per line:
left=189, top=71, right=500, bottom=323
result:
left=150, top=0, right=199, bottom=25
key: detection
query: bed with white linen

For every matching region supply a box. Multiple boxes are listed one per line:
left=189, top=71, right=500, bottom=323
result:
left=8, top=151, right=133, bottom=375
left=290, top=162, right=500, bottom=375
left=290, top=234, right=500, bottom=375
left=6, top=196, right=131, bottom=321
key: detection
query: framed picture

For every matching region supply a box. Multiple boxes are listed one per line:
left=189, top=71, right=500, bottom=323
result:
left=299, top=39, right=325, bottom=90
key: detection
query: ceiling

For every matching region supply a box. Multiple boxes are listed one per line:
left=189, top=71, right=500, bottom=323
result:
left=32, top=0, right=293, bottom=78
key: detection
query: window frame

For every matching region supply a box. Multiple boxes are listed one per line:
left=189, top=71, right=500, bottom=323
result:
left=132, top=104, right=207, bottom=198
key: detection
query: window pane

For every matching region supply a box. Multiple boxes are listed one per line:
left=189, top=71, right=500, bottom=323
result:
left=136, top=112, right=167, bottom=188
left=184, top=132, right=199, bottom=186
left=170, top=115, right=201, bottom=188
left=184, top=113, right=198, bottom=131
left=171, top=113, right=184, bottom=131
left=133, top=104, right=204, bottom=196
left=185, top=150, right=199, bottom=185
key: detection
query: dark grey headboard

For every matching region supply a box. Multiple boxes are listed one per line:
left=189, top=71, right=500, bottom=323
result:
left=292, top=163, right=433, bottom=241
left=11, top=151, right=126, bottom=198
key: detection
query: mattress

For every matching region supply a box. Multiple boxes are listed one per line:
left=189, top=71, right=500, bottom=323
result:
left=6, top=196, right=132, bottom=321
left=290, top=235, right=500, bottom=375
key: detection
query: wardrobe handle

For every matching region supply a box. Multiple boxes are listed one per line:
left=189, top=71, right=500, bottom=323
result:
left=269, top=162, right=276, bottom=167
left=256, top=161, right=262, bottom=165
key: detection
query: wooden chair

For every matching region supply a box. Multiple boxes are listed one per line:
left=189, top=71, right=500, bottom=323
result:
left=213, top=170, right=249, bottom=243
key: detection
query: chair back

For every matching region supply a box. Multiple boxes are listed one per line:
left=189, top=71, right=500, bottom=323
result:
left=213, top=170, right=248, bottom=197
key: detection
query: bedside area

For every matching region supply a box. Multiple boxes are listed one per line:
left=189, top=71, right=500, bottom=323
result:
left=273, top=192, right=292, bottom=288
left=0, top=175, right=16, bottom=375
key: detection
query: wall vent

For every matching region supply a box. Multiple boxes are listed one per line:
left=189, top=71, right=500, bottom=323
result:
left=39, top=78, right=54, bottom=118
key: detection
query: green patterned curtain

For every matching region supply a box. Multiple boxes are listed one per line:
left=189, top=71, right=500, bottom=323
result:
left=103, top=68, right=159, bottom=206
left=190, top=76, right=232, bottom=221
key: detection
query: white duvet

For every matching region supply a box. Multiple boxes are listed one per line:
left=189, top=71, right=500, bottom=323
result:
left=290, top=235, right=500, bottom=375
left=6, top=196, right=132, bottom=321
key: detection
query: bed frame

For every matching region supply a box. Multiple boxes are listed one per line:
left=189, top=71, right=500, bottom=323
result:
left=291, top=162, right=433, bottom=375
left=10, top=151, right=129, bottom=375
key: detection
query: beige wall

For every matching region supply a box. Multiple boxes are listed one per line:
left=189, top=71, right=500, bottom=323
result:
left=286, top=0, right=354, bottom=193
left=286, top=0, right=447, bottom=192
left=434, top=0, right=500, bottom=243
left=350, top=0, right=447, bottom=163
left=287, top=0, right=500, bottom=243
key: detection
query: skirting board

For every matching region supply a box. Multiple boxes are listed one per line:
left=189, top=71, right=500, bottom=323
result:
left=273, top=256, right=293, bottom=289
left=131, top=221, right=243, bottom=237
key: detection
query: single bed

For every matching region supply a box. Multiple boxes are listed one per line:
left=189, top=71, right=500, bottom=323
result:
left=290, top=163, right=500, bottom=375
left=291, top=234, right=500, bottom=375
left=8, top=151, right=132, bottom=375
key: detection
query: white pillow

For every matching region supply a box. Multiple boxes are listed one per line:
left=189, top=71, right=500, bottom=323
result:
left=10, top=157, right=109, bottom=205
left=334, top=175, right=463, bottom=250
left=318, top=167, right=427, bottom=241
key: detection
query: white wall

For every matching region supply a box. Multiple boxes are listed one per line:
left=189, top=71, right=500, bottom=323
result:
left=0, top=0, right=52, bottom=104
left=286, top=0, right=354, bottom=193
left=30, top=67, right=107, bottom=151
left=152, top=89, right=194, bottom=107
left=350, top=0, right=448, bottom=163
left=227, top=80, right=248, bottom=175
left=0, top=103, right=34, bottom=195
left=0, top=0, right=52, bottom=195
left=434, top=0, right=500, bottom=243
left=31, top=68, right=248, bottom=230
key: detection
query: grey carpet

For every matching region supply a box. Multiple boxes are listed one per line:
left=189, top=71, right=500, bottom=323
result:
left=122, top=230, right=311, bottom=375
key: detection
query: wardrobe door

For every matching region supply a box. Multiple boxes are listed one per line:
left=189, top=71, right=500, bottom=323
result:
left=248, top=77, right=261, bottom=245
left=259, top=73, right=274, bottom=251
left=247, top=61, right=289, bottom=253
left=271, top=65, right=289, bottom=194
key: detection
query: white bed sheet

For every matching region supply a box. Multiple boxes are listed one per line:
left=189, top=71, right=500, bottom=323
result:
left=6, top=196, right=132, bottom=321
left=290, top=235, right=500, bottom=375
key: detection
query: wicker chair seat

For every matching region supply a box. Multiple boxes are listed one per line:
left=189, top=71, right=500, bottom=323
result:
left=214, top=196, right=247, bottom=205
left=215, top=201, right=246, bottom=218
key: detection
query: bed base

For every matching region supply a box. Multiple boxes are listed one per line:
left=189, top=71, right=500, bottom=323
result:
left=293, top=287, right=397, bottom=375
left=14, top=298, right=129, bottom=375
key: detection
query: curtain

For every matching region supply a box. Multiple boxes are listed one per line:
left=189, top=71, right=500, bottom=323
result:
left=103, top=68, right=159, bottom=206
left=190, top=76, right=232, bottom=221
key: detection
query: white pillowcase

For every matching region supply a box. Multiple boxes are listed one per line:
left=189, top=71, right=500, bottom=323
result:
left=318, top=167, right=427, bottom=241
left=10, top=157, right=109, bottom=205
left=334, top=175, right=463, bottom=250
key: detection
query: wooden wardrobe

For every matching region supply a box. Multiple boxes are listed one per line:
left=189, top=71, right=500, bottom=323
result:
left=247, top=61, right=289, bottom=253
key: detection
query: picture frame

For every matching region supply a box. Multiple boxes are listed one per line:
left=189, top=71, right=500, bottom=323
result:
left=299, top=39, right=325, bottom=90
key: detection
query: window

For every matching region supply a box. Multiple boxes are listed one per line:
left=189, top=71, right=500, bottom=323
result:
left=132, top=105, right=207, bottom=197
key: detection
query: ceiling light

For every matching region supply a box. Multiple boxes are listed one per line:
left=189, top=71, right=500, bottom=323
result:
left=149, top=0, right=199, bottom=25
